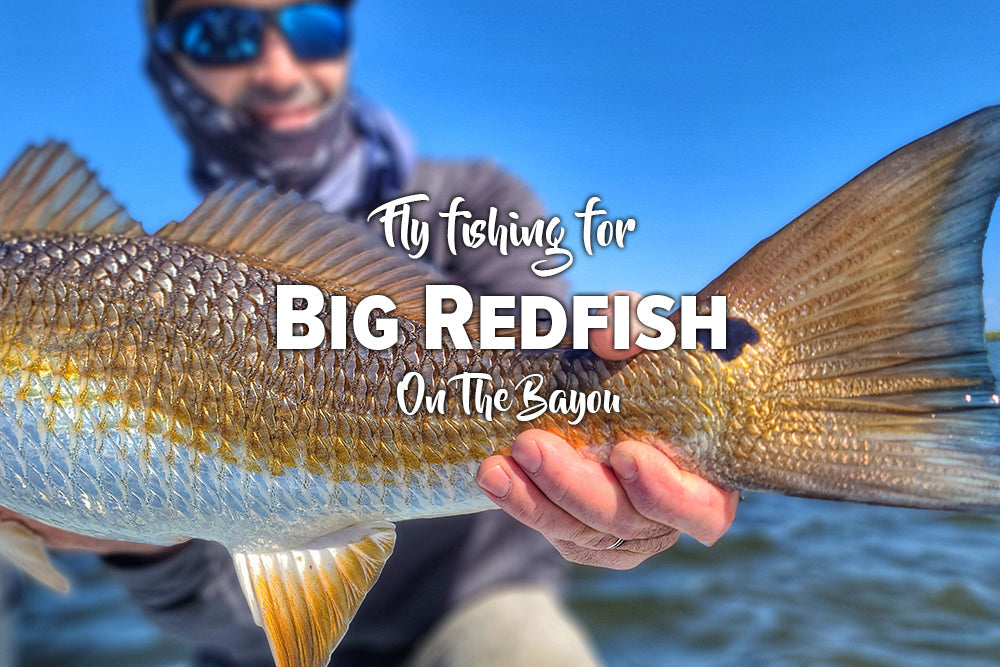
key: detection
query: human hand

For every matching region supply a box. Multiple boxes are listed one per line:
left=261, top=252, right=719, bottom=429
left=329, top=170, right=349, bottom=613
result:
left=477, top=291, right=739, bottom=569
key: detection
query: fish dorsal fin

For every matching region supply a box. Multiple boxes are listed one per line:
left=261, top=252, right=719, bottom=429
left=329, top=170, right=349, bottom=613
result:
left=0, top=521, right=71, bottom=593
left=0, top=142, right=143, bottom=237
left=155, top=182, right=446, bottom=323
left=232, top=522, right=396, bottom=667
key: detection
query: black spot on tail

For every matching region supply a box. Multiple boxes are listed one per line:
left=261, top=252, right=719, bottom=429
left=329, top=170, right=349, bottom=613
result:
left=696, top=318, right=760, bottom=361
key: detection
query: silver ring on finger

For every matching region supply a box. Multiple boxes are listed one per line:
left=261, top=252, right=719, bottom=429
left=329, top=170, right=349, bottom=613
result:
left=605, top=537, right=627, bottom=550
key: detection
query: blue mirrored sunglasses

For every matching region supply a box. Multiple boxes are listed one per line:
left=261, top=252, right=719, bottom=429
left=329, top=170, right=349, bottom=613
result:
left=154, top=3, right=350, bottom=66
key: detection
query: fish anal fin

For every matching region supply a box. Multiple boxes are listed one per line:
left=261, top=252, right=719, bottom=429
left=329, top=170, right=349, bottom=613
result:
left=154, top=183, right=445, bottom=324
left=0, top=143, right=143, bottom=238
left=232, top=522, right=396, bottom=667
left=0, top=520, right=71, bottom=593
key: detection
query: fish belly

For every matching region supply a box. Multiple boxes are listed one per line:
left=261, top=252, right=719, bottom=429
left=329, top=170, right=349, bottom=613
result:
left=0, top=366, right=495, bottom=549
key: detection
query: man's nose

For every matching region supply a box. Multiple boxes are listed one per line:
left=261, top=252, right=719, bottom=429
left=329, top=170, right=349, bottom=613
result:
left=249, top=26, right=302, bottom=90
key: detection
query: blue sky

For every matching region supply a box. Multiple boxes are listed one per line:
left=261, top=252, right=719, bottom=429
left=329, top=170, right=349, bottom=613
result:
left=1, top=2, right=1000, bottom=327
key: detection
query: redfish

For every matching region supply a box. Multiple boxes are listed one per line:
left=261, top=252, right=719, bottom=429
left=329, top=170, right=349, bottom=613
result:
left=2, top=108, right=1000, bottom=667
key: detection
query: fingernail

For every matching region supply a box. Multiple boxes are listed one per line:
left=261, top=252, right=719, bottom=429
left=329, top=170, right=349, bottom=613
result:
left=478, top=465, right=511, bottom=499
left=512, top=439, right=543, bottom=474
left=610, top=449, right=638, bottom=482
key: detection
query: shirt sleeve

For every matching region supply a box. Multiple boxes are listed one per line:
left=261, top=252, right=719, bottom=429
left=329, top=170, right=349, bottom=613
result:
left=101, top=540, right=273, bottom=665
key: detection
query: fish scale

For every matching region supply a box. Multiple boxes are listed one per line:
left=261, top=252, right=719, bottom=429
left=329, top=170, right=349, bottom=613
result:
left=0, top=231, right=692, bottom=547
left=2, top=110, right=1000, bottom=665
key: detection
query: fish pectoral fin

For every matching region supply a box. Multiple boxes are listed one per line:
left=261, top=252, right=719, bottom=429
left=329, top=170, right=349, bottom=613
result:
left=0, top=520, right=70, bottom=593
left=231, top=522, right=396, bottom=667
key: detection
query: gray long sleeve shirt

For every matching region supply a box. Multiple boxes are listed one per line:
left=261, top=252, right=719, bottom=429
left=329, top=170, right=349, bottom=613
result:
left=103, top=158, right=572, bottom=666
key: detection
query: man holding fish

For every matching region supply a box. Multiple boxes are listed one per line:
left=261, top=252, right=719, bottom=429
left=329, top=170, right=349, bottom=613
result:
left=0, top=0, right=737, bottom=665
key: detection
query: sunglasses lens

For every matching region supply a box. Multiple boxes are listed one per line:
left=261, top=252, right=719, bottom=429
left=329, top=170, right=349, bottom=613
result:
left=173, top=7, right=263, bottom=65
left=157, top=4, right=349, bottom=65
left=279, top=4, right=350, bottom=61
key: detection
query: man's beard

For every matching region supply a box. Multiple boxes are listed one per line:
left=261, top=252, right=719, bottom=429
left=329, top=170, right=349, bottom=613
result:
left=146, top=47, right=358, bottom=195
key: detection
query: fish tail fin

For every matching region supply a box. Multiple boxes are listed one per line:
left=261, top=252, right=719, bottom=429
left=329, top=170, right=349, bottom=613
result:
left=704, top=106, right=1000, bottom=511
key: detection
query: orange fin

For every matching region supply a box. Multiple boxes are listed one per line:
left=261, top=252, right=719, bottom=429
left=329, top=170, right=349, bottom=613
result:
left=0, top=142, right=143, bottom=237
left=0, top=520, right=71, bottom=593
left=155, top=182, right=446, bottom=324
left=232, top=522, right=396, bottom=667
left=702, top=106, right=1000, bottom=510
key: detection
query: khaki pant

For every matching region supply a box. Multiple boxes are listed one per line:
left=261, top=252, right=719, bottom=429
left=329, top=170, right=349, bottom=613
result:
left=406, top=586, right=602, bottom=667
